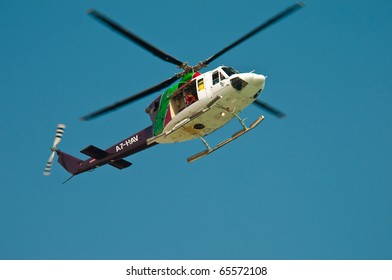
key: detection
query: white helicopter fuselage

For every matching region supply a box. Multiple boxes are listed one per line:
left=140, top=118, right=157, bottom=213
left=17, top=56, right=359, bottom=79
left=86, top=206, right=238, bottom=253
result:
left=158, top=66, right=266, bottom=143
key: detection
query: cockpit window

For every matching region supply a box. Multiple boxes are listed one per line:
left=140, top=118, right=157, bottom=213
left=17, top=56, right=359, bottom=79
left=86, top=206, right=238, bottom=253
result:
left=213, top=70, right=229, bottom=85
left=222, top=67, right=238, bottom=76
left=212, top=71, right=219, bottom=85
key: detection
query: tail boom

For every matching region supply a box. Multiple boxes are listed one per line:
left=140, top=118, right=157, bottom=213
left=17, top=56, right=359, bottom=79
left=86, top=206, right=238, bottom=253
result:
left=57, top=125, right=157, bottom=176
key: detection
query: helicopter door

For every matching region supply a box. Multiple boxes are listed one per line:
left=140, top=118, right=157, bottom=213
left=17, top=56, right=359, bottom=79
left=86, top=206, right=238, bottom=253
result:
left=196, top=76, right=208, bottom=100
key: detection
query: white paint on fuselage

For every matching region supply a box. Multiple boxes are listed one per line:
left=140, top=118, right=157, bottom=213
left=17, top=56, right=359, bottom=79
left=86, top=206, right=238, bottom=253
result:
left=157, top=68, right=265, bottom=143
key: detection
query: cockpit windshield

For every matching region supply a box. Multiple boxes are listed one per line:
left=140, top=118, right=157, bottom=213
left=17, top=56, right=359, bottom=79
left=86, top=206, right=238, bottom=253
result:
left=222, top=66, right=238, bottom=76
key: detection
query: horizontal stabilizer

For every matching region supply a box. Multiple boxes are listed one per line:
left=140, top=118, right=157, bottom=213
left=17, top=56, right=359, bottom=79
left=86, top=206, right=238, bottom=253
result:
left=80, top=145, right=108, bottom=159
left=81, top=145, right=132, bottom=170
left=109, top=159, right=132, bottom=169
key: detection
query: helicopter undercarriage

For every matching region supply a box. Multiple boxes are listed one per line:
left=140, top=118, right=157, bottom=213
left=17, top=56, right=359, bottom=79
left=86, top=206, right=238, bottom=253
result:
left=187, top=114, right=265, bottom=163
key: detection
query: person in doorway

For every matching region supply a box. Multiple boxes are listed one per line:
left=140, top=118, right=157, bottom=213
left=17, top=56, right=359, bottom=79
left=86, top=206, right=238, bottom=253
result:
left=184, top=91, right=197, bottom=105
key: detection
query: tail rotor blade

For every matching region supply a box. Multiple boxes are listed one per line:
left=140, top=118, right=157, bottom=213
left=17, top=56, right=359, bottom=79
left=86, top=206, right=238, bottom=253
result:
left=44, top=124, right=66, bottom=176
left=53, top=124, right=66, bottom=147
left=43, top=151, right=55, bottom=176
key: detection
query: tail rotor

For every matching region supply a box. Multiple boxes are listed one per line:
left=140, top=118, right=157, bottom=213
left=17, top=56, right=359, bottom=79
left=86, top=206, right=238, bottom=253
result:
left=44, top=124, right=66, bottom=176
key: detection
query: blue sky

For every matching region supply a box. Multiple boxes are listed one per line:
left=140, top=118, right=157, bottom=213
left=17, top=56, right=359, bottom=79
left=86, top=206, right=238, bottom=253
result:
left=1, top=0, right=391, bottom=259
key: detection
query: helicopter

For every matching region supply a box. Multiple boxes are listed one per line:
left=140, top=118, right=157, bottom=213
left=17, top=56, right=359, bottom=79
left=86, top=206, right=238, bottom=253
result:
left=44, top=3, right=304, bottom=179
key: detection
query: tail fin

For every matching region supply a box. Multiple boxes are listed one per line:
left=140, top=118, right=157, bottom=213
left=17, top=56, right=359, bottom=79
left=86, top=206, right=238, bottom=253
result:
left=57, top=151, right=83, bottom=175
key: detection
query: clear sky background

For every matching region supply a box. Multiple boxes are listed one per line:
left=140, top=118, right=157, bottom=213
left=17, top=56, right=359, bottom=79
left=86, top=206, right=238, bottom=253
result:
left=1, top=0, right=391, bottom=260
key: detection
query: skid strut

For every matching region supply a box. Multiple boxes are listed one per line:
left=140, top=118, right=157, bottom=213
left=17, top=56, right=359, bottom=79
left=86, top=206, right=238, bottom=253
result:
left=187, top=115, right=265, bottom=163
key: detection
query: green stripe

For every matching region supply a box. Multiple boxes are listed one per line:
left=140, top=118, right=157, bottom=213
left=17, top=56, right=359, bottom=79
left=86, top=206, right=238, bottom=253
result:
left=153, top=72, right=195, bottom=136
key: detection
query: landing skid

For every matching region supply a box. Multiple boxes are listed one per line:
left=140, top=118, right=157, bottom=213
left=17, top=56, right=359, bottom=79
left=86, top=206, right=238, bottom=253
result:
left=187, top=115, right=265, bottom=163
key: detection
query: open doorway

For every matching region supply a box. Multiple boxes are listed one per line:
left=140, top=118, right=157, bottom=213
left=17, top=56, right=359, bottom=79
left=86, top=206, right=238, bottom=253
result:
left=169, top=79, right=198, bottom=115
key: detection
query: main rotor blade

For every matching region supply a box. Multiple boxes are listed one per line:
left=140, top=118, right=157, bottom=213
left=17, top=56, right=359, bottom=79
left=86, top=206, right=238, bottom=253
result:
left=203, top=2, right=304, bottom=66
left=88, top=9, right=184, bottom=67
left=253, top=99, right=286, bottom=118
left=80, top=74, right=179, bottom=121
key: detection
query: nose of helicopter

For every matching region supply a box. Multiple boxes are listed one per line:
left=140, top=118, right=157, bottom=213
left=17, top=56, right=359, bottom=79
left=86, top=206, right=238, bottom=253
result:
left=230, top=73, right=266, bottom=91
left=249, top=73, right=265, bottom=88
